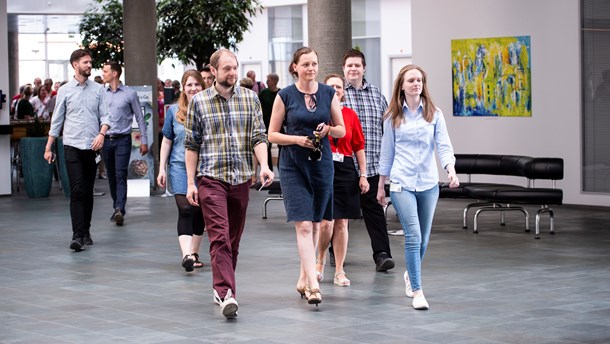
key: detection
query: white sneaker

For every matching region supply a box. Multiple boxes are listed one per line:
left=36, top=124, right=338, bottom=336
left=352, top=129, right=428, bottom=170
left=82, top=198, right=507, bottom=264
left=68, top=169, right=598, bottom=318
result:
left=412, top=294, right=429, bottom=310
left=215, top=289, right=238, bottom=319
left=403, top=271, right=414, bottom=298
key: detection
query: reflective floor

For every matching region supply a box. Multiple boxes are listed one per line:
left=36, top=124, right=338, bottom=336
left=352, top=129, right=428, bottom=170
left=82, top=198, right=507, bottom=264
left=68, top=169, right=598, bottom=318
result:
left=1, top=179, right=609, bottom=343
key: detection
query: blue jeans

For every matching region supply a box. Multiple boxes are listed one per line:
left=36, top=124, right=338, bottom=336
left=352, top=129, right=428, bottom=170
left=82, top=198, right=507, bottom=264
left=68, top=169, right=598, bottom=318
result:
left=390, top=185, right=439, bottom=291
left=102, top=135, right=131, bottom=214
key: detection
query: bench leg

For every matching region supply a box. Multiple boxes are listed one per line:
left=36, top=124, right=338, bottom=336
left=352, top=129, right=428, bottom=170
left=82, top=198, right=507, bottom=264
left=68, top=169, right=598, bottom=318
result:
left=473, top=205, right=529, bottom=234
left=262, top=196, right=283, bottom=219
left=535, top=207, right=555, bottom=239
left=463, top=202, right=494, bottom=229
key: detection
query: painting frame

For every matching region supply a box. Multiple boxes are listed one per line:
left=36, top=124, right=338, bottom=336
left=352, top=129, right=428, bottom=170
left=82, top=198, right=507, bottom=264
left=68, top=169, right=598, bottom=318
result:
left=451, top=35, right=532, bottom=117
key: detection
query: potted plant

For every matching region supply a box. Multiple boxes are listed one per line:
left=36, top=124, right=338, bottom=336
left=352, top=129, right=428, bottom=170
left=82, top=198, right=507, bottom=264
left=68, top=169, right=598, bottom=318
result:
left=20, top=116, right=53, bottom=198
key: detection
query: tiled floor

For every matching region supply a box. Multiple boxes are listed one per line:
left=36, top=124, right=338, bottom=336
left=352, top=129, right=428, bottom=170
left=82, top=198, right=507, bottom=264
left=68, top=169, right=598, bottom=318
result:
left=1, top=180, right=609, bottom=343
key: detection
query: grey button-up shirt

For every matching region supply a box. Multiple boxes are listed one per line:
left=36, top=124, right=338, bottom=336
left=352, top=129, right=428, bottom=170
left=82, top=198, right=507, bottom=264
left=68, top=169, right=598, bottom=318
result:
left=49, top=78, right=111, bottom=150
left=105, top=83, right=148, bottom=144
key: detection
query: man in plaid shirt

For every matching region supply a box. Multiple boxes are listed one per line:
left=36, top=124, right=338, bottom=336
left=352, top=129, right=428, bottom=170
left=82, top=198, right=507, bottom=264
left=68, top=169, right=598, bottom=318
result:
left=342, top=49, right=395, bottom=272
left=185, top=49, right=274, bottom=319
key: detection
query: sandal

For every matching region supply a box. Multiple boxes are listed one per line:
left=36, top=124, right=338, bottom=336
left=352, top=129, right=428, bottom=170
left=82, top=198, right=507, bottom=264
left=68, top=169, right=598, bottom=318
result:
left=334, top=271, right=350, bottom=287
left=305, top=287, right=322, bottom=306
left=181, top=255, right=194, bottom=272
left=315, top=259, right=325, bottom=282
left=296, top=284, right=308, bottom=299
left=192, top=253, right=204, bottom=268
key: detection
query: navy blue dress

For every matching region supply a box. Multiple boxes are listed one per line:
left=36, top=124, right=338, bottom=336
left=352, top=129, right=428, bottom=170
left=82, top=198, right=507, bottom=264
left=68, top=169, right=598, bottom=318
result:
left=278, top=83, right=335, bottom=222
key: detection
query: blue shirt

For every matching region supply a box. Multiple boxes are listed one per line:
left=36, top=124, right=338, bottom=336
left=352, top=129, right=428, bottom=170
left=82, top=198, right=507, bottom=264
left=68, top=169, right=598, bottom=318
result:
left=49, top=78, right=111, bottom=150
left=105, top=83, right=148, bottom=144
left=378, top=101, right=456, bottom=192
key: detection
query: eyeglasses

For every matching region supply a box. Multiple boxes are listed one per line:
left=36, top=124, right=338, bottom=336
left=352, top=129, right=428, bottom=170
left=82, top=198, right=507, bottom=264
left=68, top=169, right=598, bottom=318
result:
left=307, top=133, right=322, bottom=161
left=306, top=93, right=317, bottom=113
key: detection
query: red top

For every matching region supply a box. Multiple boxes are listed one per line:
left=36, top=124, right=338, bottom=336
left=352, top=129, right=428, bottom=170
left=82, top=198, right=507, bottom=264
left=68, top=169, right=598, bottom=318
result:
left=330, top=106, right=365, bottom=156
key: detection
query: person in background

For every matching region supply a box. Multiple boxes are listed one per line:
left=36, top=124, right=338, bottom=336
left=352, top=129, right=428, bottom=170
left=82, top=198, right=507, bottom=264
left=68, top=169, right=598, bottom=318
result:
left=171, top=80, right=181, bottom=103
left=258, top=73, right=281, bottom=171
left=200, top=66, right=215, bottom=89
left=44, top=49, right=111, bottom=252
left=33, top=77, right=42, bottom=89
left=44, top=78, right=55, bottom=97
left=247, top=70, right=266, bottom=95
left=15, top=85, right=35, bottom=121
left=185, top=49, right=273, bottom=319
left=30, top=85, right=50, bottom=120
left=239, top=77, right=253, bottom=90
left=158, top=69, right=206, bottom=272
left=91, top=75, right=107, bottom=179
left=376, top=64, right=459, bottom=310
left=164, top=78, right=172, bottom=88
left=101, top=60, right=149, bottom=226
left=53, top=81, right=61, bottom=92
left=342, top=48, right=395, bottom=272
left=268, top=47, right=345, bottom=306
left=316, top=74, right=368, bottom=288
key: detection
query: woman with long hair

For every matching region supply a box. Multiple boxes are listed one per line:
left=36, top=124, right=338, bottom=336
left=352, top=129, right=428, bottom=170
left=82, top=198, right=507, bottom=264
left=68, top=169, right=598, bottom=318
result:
left=377, top=64, right=459, bottom=310
left=158, top=69, right=206, bottom=272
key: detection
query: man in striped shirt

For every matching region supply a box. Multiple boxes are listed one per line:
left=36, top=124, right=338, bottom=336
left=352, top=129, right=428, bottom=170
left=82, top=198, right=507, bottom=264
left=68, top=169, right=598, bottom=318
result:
left=185, top=49, right=274, bottom=319
left=342, top=49, right=395, bottom=272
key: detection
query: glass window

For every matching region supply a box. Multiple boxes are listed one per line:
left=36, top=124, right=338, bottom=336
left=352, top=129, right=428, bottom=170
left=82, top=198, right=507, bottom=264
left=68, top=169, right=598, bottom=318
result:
left=582, top=0, right=610, bottom=192
left=268, top=5, right=304, bottom=88
left=351, top=0, right=381, bottom=87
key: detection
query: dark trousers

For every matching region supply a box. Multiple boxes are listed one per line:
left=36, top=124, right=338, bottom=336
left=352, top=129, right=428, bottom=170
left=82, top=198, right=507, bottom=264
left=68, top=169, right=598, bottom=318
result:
left=102, top=135, right=131, bottom=214
left=64, top=145, right=98, bottom=240
left=198, top=177, right=249, bottom=299
left=360, top=175, right=392, bottom=259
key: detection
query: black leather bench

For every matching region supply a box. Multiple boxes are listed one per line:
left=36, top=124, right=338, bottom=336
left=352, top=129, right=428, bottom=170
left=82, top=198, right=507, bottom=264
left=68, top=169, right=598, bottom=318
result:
left=440, top=154, right=564, bottom=239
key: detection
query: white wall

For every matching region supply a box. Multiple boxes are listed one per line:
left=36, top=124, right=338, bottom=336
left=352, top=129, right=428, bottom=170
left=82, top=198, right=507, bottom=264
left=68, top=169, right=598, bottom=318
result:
left=380, top=0, right=412, bottom=99
left=1, top=0, right=11, bottom=195
left=412, top=0, right=610, bottom=207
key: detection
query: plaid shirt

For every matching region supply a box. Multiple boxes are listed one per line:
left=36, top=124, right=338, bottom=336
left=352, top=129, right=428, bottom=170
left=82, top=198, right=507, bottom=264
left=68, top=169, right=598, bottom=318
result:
left=184, top=85, right=268, bottom=185
left=344, top=79, right=388, bottom=177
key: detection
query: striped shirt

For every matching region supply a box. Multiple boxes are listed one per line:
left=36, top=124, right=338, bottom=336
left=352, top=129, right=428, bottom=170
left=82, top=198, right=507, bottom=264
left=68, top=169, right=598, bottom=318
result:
left=184, top=85, right=268, bottom=185
left=344, top=79, right=388, bottom=177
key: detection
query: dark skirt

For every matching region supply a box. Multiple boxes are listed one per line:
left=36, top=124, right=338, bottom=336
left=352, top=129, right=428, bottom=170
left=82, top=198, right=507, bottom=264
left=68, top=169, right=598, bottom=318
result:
left=333, top=156, right=361, bottom=219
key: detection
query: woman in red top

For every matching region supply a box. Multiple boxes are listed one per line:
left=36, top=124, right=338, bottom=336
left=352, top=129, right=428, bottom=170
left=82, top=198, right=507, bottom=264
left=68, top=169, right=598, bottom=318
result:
left=316, top=74, right=369, bottom=287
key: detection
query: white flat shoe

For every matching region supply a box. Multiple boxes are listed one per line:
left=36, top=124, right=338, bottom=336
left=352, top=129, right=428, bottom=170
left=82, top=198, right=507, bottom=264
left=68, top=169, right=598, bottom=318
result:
left=412, top=294, right=429, bottom=310
left=404, top=271, right=414, bottom=298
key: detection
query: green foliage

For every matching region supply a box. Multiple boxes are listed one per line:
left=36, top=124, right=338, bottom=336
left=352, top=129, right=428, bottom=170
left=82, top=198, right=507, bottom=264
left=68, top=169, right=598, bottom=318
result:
left=79, top=0, right=124, bottom=68
left=156, top=0, right=263, bottom=70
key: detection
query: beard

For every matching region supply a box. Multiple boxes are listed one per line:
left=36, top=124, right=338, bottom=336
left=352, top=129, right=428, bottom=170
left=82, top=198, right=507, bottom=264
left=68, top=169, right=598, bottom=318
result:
left=79, top=67, right=91, bottom=78
left=217, top=76, right=236, bottom=88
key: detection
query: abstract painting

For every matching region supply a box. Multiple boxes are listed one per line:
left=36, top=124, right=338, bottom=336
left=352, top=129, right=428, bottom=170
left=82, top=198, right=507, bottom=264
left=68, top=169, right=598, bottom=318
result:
left=451, top=36, right=532, bottom=117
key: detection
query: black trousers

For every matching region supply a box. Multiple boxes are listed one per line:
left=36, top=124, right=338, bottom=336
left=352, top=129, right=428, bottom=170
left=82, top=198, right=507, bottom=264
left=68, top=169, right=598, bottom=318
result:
left=64, top=145, right=97, bottom=240
left=360, top=175, right=392, bottom=259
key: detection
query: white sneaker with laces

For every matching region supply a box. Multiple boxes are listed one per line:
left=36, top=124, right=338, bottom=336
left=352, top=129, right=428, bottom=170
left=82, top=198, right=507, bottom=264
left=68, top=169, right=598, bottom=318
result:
left=412, top=294, right=429, bottom=310
left=403, top=271, right=414, bottom=298
left=215, top=289, right=238, bottom=319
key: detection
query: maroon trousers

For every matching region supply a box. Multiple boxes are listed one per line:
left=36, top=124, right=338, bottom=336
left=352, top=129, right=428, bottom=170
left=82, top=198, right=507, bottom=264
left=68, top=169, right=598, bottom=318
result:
left=198, top=177, right=249, bottom=299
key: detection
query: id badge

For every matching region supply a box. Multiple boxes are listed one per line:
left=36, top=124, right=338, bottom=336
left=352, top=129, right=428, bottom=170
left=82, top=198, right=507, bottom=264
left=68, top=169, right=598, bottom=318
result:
left=332, top=152, right=344, bottom=162
left=389, top=182, right=402, bottom=193
left=95, top=153, right=102, bottom=164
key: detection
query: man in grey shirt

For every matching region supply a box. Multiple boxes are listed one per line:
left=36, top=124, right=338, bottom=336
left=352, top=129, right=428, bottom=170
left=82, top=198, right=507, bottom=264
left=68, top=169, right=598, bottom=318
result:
left=44, top=49, right=111, bottom=252
left=101, top=61, right=148, bottom=226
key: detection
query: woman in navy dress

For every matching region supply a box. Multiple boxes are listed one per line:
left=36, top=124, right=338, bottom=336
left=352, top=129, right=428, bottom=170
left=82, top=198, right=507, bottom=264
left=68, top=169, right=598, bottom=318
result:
left=268, top=47, right=346, bottom=306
